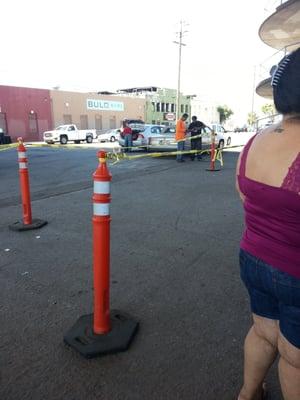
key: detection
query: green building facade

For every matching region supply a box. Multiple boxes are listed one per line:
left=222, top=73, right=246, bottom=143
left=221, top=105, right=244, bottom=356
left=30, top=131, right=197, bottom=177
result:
left=118, top=87, right=191, bottom=126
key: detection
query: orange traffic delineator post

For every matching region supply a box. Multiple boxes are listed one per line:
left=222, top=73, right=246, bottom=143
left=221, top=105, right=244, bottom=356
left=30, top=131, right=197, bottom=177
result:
left=64, top=151, right=139, bottom=358
left=9, top=138, right=47, bottom=231
left=206, top=130, right=220, bottom=172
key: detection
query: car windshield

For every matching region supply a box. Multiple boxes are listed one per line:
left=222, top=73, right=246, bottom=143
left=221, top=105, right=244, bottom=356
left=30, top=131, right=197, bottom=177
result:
left=203, top=127, right=212, bottom=134
left=149, top=126, right=164, bottom=134
left=162, top=127, right=175, bottom=134
left=55, top=126, right=68, bottom=131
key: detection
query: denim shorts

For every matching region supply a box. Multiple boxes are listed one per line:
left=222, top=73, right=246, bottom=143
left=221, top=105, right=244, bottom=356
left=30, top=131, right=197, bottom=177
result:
left=240, top=248, right=300, bottom=349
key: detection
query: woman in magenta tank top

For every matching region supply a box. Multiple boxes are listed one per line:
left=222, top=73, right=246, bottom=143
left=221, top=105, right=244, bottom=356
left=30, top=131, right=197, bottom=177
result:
left=236, top=48, right=300, bottom=400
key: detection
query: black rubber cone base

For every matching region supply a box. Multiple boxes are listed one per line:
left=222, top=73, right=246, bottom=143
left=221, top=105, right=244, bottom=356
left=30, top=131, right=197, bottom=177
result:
left=9, top=218, right=48, bottom=231
left=206, top=168, right=221, bottom=172
left=64, top=310, right=139, bottom=359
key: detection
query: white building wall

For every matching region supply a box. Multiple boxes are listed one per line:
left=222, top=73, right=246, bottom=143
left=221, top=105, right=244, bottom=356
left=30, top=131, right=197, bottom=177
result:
left=190, top=99, right=219, bottom=126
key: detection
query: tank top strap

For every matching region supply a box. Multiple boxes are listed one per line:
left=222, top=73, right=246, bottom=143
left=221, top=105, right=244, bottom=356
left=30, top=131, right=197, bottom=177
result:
left=239, top=134, right=258, bottom=177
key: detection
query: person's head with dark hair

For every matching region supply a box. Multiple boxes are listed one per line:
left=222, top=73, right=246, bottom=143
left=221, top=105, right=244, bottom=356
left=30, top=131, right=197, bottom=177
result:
left=192, top=115, right=197, bottom=121
left=271, top=47, right=300, bottom=116
left=181, top=113, right=188, bottom=121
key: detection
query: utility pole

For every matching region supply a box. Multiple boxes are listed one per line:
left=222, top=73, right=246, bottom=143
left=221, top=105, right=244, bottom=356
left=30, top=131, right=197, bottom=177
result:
left=251, top=65, right=256, bottom=117
left=173, top=21, right=188, bottom=121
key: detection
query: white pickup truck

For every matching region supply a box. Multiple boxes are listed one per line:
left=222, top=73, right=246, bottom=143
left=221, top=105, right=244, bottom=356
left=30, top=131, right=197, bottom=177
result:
left=43, top=124, right=97, bottom=144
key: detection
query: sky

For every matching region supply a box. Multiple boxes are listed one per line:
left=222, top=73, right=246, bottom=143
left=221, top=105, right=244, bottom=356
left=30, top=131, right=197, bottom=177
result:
left=0, top=0, right=283, bottom=124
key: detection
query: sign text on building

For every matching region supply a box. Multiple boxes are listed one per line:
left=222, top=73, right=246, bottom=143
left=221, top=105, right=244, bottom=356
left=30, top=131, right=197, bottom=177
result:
left=163, top=112, right=176, bottom=121
left=87, top=99, right=124, bottom=112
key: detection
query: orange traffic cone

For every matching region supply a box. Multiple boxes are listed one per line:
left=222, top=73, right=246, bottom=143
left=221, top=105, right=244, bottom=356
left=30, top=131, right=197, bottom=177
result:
left=9, top=138, right=47, bottom=231
left=64, top=151, right=139, bottom=358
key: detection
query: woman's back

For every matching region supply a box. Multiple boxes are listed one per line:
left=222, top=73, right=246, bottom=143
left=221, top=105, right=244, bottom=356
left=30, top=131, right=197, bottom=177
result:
left=237, top=117, right=300, bottom=278
left=244, top=119, right=300, bottom=192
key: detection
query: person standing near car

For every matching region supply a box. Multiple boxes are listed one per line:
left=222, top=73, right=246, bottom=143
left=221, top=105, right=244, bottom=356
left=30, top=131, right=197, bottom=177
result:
left=122, top=121, right=133, bottom=152
left=188, top=116, right=205, bottom=161
left=175, top=113, right=188, bottom=162
left=236, top=48, right=300, bottom=400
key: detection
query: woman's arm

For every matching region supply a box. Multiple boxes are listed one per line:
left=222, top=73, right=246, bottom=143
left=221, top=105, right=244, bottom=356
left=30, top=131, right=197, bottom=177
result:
left=236, top=150, right=245, bottom=203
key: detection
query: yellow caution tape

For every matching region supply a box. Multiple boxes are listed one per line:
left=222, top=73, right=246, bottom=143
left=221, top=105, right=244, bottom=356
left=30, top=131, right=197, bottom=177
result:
left=0, top=143, right=18, bottom=151
left=103, top=148, right=213, bottom=165
left=1, top=139, right=245, bottom=172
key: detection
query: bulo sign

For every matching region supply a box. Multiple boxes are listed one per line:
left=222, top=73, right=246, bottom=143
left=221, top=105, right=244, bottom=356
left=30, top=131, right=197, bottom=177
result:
left=87, top=99, right=124, bottom=112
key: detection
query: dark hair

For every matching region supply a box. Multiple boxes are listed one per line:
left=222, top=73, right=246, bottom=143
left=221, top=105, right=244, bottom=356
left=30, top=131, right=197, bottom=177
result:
left=182, top=113, right=188, bottom=118
left=192, top=115, right=197, bottom=120
left=273, top=47, right=300, bottom=115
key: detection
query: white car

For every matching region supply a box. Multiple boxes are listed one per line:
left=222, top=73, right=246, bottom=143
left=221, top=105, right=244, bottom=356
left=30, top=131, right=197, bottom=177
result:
left=211, top=124, right=232, bottom=146
left=148, top=124, right=230, bottom=151
left=98, top=129, right=120, bottom=142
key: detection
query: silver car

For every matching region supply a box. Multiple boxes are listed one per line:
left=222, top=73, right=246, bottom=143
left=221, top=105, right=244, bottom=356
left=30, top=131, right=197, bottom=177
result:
left=119, top=124, right=165, bottom=150
left=148, top=125, right=228, bottom=151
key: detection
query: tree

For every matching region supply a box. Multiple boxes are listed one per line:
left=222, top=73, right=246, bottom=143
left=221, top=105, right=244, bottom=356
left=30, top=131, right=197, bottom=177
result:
left=217, top=105, right=234, bottom=124
left=261, top=103, right=275, bottom=117
left=247, top=112, right=258, bottom=126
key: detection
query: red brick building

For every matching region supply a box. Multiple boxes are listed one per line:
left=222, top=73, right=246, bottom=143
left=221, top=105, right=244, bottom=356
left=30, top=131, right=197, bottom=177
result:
left=0, top=85, right=52, bottom=142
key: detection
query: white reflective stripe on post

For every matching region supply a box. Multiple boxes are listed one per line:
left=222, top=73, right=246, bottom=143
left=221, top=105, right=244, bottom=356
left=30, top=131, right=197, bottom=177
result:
left=18, top=152, right=26, bottom=158
left=94, top=181, right=110, bottom=194
left=93, top=203, right=110, bottom=216
left=19, top=162, right=27, bottom=169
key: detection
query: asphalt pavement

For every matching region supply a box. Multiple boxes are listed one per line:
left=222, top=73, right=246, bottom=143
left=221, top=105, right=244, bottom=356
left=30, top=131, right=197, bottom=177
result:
left=0, top=140, right=283, bottom=400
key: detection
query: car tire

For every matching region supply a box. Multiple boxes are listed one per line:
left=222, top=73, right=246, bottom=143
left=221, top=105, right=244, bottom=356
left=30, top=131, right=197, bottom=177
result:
left=218, top=139, right=224, bottom=150
left=226, top=137, right=231, bottom=146
left=86, top=136, right=93, bottom=143
left=110, top=136, right=116, bottom=142
left=60, top=135, right=68, bottom=145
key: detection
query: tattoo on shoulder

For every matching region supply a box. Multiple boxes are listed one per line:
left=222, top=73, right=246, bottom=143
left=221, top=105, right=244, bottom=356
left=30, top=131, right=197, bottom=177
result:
left=275, top=126, right=284, bottom=133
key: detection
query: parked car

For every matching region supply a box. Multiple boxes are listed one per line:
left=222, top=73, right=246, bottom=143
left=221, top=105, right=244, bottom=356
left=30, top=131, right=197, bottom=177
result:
left=118, top=124, right=165, bottom=149
left=211, top=124, right=232, bottom=146
left=98, top=129, right=120, bottom=142
left=147, top=124, right=229, bottom=151
left=43, top=124, right=97, bottom=144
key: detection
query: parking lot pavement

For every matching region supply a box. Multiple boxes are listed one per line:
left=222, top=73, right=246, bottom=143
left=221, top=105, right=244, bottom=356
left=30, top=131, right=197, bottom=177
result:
left=0, top=148, right=282, bottom=400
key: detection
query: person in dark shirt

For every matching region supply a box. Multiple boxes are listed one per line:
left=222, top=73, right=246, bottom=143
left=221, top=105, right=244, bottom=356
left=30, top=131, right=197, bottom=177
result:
left=188, top=116, right=205, bottom=160
left=0, top=128, right=4, bottom=145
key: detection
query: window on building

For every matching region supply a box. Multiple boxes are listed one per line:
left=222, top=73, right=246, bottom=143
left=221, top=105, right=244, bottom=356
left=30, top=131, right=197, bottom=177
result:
left=152, top=102, right=155, bottom=112
left=161, top=103, right=165, bottom=112
left=29, top=112, right=38, bottom=135
left=152, top=120, right=156, bottom=124
left=80, top=115, right=88, bottom=129
left=166, top=103, right=170, bottom=112
left=63, top=114, right=72, bottom=124
left=0, top=113, right=8, bottom=134
left=156, top=103, right=160, bottom=112
left=180, top=105, right=184, bottom=113
left=185, top=105, right=189, bottom=113
left=95, top=115, right=102, bottom=132
left=171, top=103, right=175, bottom=113
left=109, top=116, right=116, bottom=129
